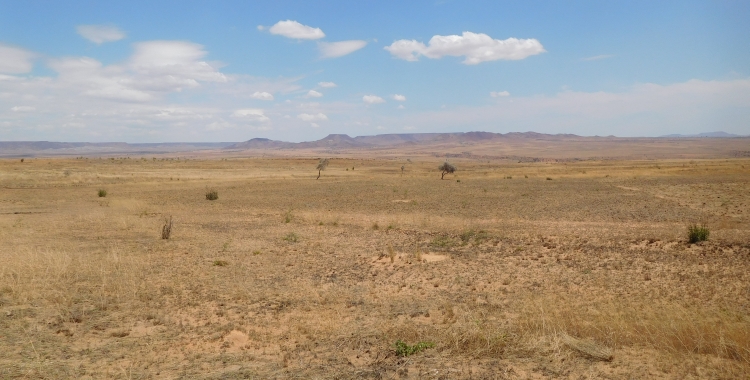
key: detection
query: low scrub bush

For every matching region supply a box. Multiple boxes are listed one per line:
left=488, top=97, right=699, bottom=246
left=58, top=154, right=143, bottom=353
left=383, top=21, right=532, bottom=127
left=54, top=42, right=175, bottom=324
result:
left=98, top=189, right=107, bottom=197
left=395, top=340, right=435, bottom=357
left=205, top=189, right=218, bottom=200
left=161, top=216, right=173, bottom=239
left=687, top=223, right=709, bottom=243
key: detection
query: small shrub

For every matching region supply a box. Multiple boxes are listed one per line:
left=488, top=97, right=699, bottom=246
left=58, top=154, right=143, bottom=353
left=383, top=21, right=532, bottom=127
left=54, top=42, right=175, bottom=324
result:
left=431, top=235, right=456, bottom=249
left=20, top=158, right=24, bottom=163
left=252, top=250, right=261, bottom=255
left=283, top=232, right=299, bottom=243
left=283, top=210, right=293, bottom=223
left=687, top=224, right=709, bottom=243
left=394, top=340, right=434, bottom=357
left=205, top=189, right=218, bottom=200
left=98, top=189, right=107, bottom=197
left=213, top=260, right=229, bottom=267
left=372, top=222, right=380, bottom=230
left=546, top=177, right=553, bottom=180
left=161, top=216, right=173, bottom=239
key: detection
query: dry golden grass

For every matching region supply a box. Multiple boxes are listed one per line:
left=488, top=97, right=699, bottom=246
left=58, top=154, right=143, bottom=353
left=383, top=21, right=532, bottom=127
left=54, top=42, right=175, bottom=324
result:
left=1, top=155, right=749, bottom=378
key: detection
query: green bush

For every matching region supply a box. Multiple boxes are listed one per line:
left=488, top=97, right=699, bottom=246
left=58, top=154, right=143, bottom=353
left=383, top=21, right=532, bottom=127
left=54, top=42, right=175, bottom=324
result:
left=687, top=224, right=709, bottom=243
left=205, top=189, right=218, bottom=200
left=394, top=340, right=434, bottom=357
left=98, top=189, right=107, bottom=197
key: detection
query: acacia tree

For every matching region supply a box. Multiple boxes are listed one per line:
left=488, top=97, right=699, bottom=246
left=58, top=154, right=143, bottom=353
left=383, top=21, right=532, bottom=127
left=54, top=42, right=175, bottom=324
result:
left=438, top=161, right=456, bottom=179
left=316, top=158, right=329, bottom=179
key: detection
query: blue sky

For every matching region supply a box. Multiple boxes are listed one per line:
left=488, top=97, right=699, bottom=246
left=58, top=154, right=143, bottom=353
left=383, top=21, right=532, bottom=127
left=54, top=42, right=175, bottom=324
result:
left=1, top=0, right=748, bottom=142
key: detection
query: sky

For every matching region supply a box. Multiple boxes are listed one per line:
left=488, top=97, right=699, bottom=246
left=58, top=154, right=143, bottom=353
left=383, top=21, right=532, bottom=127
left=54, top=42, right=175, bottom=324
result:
left=0, top=0, right=749, bottom=142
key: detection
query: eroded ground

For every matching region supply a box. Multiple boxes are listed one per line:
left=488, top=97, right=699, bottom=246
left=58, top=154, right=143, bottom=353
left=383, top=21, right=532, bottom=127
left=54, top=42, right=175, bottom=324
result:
left=1, top=157, right=749, bottom=379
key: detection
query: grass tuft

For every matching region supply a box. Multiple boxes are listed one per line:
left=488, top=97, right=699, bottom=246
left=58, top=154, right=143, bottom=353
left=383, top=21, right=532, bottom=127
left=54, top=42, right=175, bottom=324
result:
left=687, top=223, right=710, bottom=243
left=205, top=189, right=218, bottom=200
left=98, top=189, right=107, bottom=197
left=161, top=216, right=173, bottom=240
left=213, top=260, right=229, bottom=267
left=394, top=340, right=435, bottom=357
left=283, top=232, right=299, bottom=243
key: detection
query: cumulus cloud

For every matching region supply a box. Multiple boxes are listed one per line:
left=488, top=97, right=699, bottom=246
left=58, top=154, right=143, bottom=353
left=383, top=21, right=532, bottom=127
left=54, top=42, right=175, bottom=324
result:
left=318, top=81, right=337, bottom=88
left=310, top=122, right=319, bottom=128
left=305, top=90, right=323, bottom=98
left=0, top=44, right=35, bottom=74
left=232, top=108, right=269, bottom=122
left=76, top=24, right=126, bottom=44
left=385, top=32, right=545, bottom=64
left=363, top=95, right=385, bottom=104
left=297, top=112, right=328, bottom=121
left=269, top=20, right=325, bottom=40
left=392, top=94, right=406, bottom=101
left=251, top=91, right=274, bottom=100
left=397, top=104, right=405, bottom=109
left=318, top=40, right=367, bottom=58
left=490, top=91, right=510, bottom=97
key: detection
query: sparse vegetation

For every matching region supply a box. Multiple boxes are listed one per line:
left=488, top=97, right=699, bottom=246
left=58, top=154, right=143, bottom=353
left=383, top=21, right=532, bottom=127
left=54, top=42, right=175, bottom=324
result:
left=1, top=156, right=748, bottom=378
left=394, top=340, right=435, bottom=357
left=98, top=189, right=107, bottom=197
left=205, top=189, right=218, bottom=200
left=687, top=223, right=710, bottom=243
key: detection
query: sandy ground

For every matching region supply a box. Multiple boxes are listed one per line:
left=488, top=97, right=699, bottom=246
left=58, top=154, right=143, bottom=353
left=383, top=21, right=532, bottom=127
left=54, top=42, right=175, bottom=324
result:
left=1, top=155, right=749, bottom=379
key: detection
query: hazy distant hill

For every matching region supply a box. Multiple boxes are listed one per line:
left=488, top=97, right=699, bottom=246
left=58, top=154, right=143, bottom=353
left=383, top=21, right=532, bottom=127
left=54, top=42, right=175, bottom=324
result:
left=0, top=141, right=235, bottom=157
left=224, top=131, right=577, bottom=150
left=659, top=131, right=744, bottom=138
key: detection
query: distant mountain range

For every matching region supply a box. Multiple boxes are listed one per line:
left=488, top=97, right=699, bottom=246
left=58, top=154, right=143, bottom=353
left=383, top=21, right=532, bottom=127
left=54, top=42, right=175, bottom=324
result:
left=659, top=131, right=745, bottom=138
left=2, top=131, right=747, bottom=157
left=224, top=131, right=580, bottom=150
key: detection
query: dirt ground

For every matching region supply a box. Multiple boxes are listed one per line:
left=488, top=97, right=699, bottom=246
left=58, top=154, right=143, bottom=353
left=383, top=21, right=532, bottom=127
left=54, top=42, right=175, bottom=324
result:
left=1, top=155, right=749, bottom=379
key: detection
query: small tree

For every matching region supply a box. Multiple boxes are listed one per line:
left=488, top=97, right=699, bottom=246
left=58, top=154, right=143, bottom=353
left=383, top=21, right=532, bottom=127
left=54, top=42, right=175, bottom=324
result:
left=438, top=161, right=456, bottom=179
left=401, top=165, right=405, bottom=175
left=316, top=158, right=329, bottom=180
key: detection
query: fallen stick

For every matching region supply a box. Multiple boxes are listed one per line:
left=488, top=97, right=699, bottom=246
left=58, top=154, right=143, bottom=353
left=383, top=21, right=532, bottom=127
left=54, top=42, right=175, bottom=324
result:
left=561, top=333, right=613, bottom=361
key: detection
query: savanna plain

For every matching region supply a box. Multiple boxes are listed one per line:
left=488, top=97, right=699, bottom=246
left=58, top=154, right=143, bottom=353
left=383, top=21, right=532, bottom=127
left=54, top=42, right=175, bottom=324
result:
left=1, top=154, right=749, bottom=379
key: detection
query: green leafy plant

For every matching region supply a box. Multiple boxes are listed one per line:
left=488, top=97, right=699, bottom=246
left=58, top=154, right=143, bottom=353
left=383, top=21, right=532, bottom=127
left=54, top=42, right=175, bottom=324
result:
left=687, top=223, right=709, bottom=243
left=98, top=189, right=107, bottom=197
left=394, top=340, right=435, bottom=357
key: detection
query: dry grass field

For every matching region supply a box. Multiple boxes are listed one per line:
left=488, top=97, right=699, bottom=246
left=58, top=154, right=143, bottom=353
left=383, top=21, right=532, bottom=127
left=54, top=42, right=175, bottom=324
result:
left=1, top=155, right=750, bottom=379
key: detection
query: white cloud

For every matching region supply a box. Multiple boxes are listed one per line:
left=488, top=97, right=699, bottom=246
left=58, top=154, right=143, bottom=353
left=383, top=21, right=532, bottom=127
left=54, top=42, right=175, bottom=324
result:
left=232, top=108, right=269, bottom=122
left=363, top=95, right=385, bottom=104
left=376, top=125, right=385, bottom=130
left=310, top=123, right=319, bottom=128
left=397, top=104, right=405, bottom=109
left=76, top=25, right=126, bottom=44
left=392, top=94, right=406, bottom=101
left=11, top=106, right=35, bottom=112
left=582, top=54, right=614, bottom=61
left=385, top=32, right=545, bottom=64
left=318, top=81, right=337, bottom=88
left=297, top=112, right=328, bottom=121
left=256, top=25, right=265, bottom=31
left=0, top=44, right=35, bottom=74
left=490, top=91, right=510, bottom=97
left=251, top=91, right=274, bottom=100
left=318, top=40, right=367, bottom=58
left=306, top=90, right=323, bottom=98
left=269, top=20, right=325, bottom=40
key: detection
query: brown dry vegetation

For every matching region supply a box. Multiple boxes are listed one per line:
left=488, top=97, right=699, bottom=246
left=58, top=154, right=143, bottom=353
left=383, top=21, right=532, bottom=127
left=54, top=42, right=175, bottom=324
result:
left=1, top=155, right=749, bottom=379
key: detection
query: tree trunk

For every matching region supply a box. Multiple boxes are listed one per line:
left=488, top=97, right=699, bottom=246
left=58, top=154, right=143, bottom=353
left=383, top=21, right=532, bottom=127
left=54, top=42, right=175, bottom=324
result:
left=441, top=171, right=445, bottom=179
left=317, top=170, right=321, bottom=180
